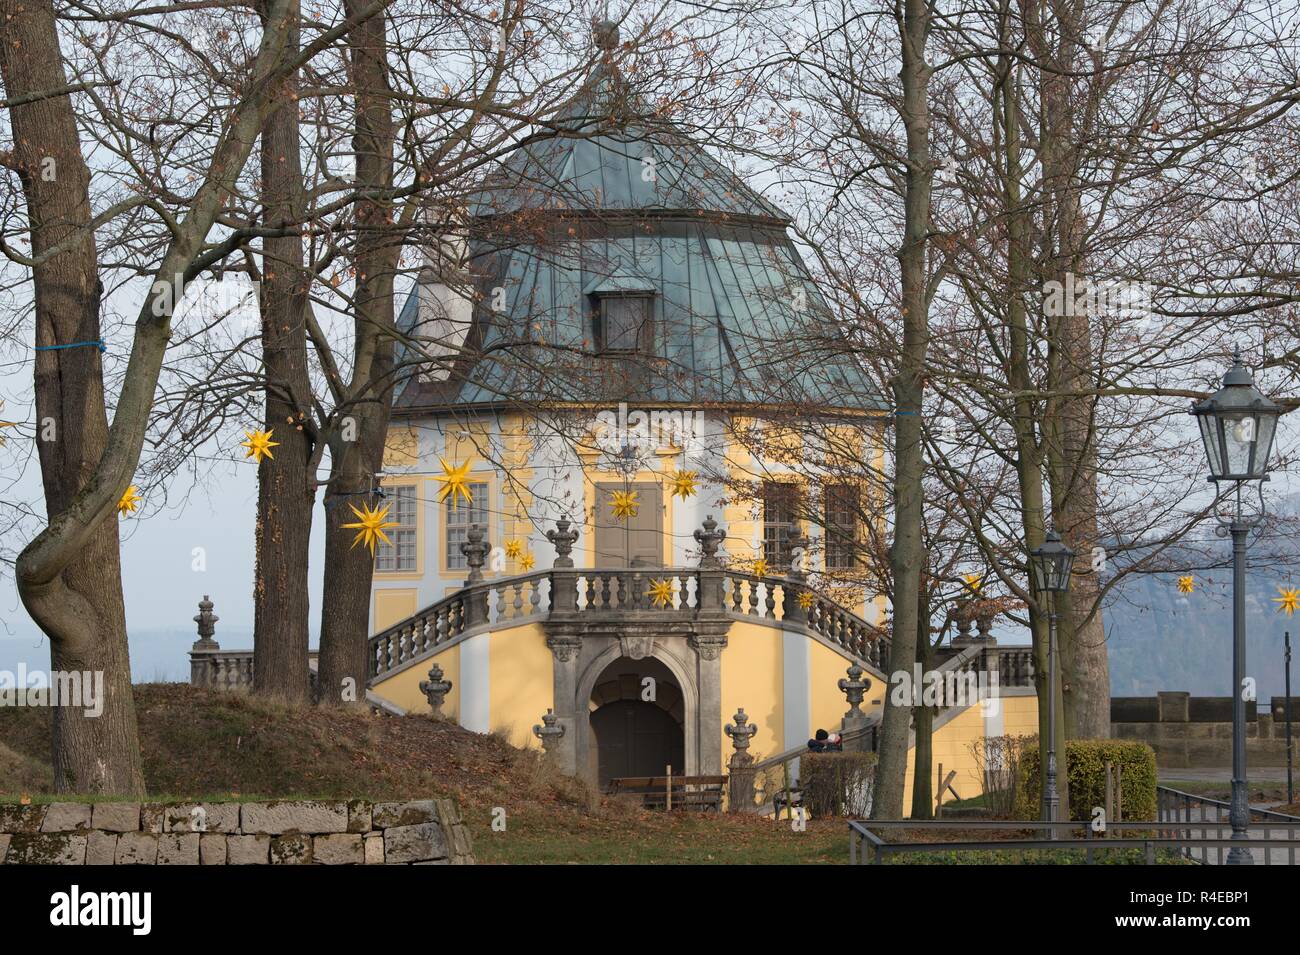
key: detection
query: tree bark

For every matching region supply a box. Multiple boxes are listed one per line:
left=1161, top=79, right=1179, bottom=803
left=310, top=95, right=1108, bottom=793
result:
left=1026, top=0, right=1110, bottom=740
left=872, top=0, right=933, bottom=819
left=317, top=3, right=398, bottom=704
left=7, top=0, right=322, bottom=791
left=909, top=589, right=935, bottom=819
left=253, top=2, right=315, bottom=702
left=1, top=0, right=145, bottom=794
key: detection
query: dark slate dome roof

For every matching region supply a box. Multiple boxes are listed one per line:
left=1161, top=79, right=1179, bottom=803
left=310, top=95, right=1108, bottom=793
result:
left=397, top=21, right=886, bottom=416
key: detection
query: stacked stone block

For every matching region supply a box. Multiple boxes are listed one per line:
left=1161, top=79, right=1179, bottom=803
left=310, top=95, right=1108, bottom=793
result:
left=0, top=797, right=474, bottom=865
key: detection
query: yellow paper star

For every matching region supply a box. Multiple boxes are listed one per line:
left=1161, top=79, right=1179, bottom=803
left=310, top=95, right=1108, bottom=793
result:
left=1177, top=575, right=1195, bottom=595
left=647, top=578, right=675, bottom=608
left=964, top=573, right=982, bottom=594
left=753, top=558, right=769, bottom=577
left=504, top=538, right=523, bottom=559
left=520, top=552, right=536, bottom=571
left=669, top=469, right=698, bottom=499
left=240, top=429, right=279, bottom=463
left=0, top=400, right=15, bottom=446
left=117, top=485, right=141, bottom=517
left=342, top=502, right=399, bottom=554
left=435, top=457, right=474, bottom=506
left=610, top=489, right=639, bottom=520
left=798, top=590, right=815, bottom=609
left=1275, top=586, right=1300, bottom=616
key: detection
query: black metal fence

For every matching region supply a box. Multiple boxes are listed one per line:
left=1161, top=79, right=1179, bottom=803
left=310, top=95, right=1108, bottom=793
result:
left=1156, top=785, right=1300, bottom=865
left=848, top=815, right=1300, bottom=865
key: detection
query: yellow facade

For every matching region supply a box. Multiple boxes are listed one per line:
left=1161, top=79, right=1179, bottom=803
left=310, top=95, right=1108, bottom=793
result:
left=488, top=622, right=553, bottom=749
left=719, top=622, right=785, bottom=758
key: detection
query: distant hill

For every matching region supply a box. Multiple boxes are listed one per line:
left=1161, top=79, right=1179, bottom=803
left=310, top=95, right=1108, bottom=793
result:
left=1103, top=507, right=1300, bottom=699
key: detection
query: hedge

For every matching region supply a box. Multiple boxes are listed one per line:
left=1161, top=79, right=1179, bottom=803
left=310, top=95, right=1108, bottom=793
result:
left=799, top=751, right=878, bottom=818
left=1014, top=739, right=1157, bottom=822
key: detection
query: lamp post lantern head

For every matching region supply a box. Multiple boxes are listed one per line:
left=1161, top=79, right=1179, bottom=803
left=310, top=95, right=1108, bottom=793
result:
left=1030, top=530, right=1076, bottom=594
left=1190, top=349, right=1281, bottom=483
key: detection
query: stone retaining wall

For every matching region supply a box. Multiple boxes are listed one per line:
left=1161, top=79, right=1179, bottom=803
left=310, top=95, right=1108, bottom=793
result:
left=1111, top=691, right=1299, bottom=768
left=0, top=798, right=474, bottom=865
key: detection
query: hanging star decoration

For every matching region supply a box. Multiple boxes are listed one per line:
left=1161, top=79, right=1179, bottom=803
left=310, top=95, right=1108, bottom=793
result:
left=964, top=573, right=983, bottom=594
left=117, top=485, right=141, bottom=518
left=1177, top=575, right=1195, bottom=595
left=435, top=457, right=474, bottom=506
left=342, top=502, right=399, bottom=554
left=798, top=590, right=815, bottom=610
left=0, top=399, right=15, bottom=446
left=647, top=578, right=675, bottom=608
left=1274, top=586, right=1300, bottom=616
left=668, top=469, right=698, bottom=499
left=752, top=557, right=769, bottom=578
left=240, top=428, right=279, bottom=464
left=610, top=489, right=640, bottom=521
left=504, top=538, right=523, bottom=559
left=520, top=552, right=536, bottom=571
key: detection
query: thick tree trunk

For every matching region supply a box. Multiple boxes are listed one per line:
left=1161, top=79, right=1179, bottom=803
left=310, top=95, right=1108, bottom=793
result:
left=1029, top=0, right=1110, bottom=741
left=872, top=0, right=932, bottom=819
left=317, top=4, right=397, bottom=704
left=994, top=20, right=1069, bottom=819
left=253, top=6, right=314, bottom=702
left=7, top=0, right=316, bottom=790
left=909, top=591, right=935, bottom=819
left=1, top=0, right=145, bottom=795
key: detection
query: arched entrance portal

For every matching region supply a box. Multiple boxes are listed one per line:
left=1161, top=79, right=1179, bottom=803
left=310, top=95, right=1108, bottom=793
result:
left=587, top=657, right=685, bottom=786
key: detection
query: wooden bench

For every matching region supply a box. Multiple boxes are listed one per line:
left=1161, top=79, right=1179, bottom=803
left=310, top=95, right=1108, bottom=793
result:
left=606, top=775, right=728, bottom=811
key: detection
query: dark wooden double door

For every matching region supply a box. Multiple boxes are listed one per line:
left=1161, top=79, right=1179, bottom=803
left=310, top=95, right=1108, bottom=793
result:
left=590, top=700, right=685, bottom=786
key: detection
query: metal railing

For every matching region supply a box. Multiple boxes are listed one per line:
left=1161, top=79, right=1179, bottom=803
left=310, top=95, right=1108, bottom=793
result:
left=1156, top=785, right=1300, bottom=865
left=848, top=817, right=1300, bottom=865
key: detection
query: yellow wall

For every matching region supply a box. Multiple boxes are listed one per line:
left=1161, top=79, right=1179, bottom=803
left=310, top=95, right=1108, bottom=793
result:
left=901, top=693, right=1041, bottom=816
left=373, top=589, right=417, bottom=631
left=1000, top=693, right=1039, bottom=737
left=488, top=622, right=553, bottom=750
left=370, top=642, right=462, bottom=721
left=809, top=637, right=886, bottom=735
left=720, top=622, right=784, bottom=760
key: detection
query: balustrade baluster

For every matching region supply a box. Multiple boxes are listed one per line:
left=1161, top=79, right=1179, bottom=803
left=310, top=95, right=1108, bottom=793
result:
left=513, top=581, right=524, bottom=618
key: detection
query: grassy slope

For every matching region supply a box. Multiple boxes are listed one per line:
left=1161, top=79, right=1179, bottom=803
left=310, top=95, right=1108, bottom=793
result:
left=0, top=684, right=844, bottom=864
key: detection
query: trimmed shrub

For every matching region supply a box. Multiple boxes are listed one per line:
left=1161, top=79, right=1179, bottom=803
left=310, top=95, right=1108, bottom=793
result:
left=1015, top=739, right=1157, bottom=822
left=799, top=751, right=877, bottom=818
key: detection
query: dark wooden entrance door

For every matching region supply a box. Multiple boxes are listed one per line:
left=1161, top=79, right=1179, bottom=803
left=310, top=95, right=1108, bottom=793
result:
left=590, top=700, right=685, bottom=785
left=593, top=482, right=663, bottom=567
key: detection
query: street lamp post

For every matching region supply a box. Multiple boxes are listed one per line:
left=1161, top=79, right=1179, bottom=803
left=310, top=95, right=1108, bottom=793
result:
left=1190, top=348, right=1282, bottom=866
left=1030, top=529, right=1075, bottom=837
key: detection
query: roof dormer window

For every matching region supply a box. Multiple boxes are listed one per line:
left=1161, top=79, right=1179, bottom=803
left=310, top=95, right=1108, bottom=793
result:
left=599, top=294, right=653, bottom=353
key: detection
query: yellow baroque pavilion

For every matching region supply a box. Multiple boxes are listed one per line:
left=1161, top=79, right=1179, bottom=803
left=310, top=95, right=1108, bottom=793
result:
left=361, top=21, right=1038, bottom=805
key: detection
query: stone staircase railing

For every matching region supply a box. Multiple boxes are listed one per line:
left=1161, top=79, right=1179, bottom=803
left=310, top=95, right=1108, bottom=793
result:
left=365, top=564, right=889, bottom=683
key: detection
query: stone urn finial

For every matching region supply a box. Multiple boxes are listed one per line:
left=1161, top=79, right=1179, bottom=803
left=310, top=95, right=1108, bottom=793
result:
left=786, top=533, right=811, bottom=580
left=838, top=663, right=871, bottom=720
left=694, top=515, right=727, bottom=568
left=192, top=595, right=219, bottom=651
left=419, top=663, right=453, bottom=715
left=461, top=523, right=490, bottom=584
left=532, top=708, right=565, bottom=753
left=546, top=516, right=580, bottom=568
left=725, top=708, right=758, bottom=753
